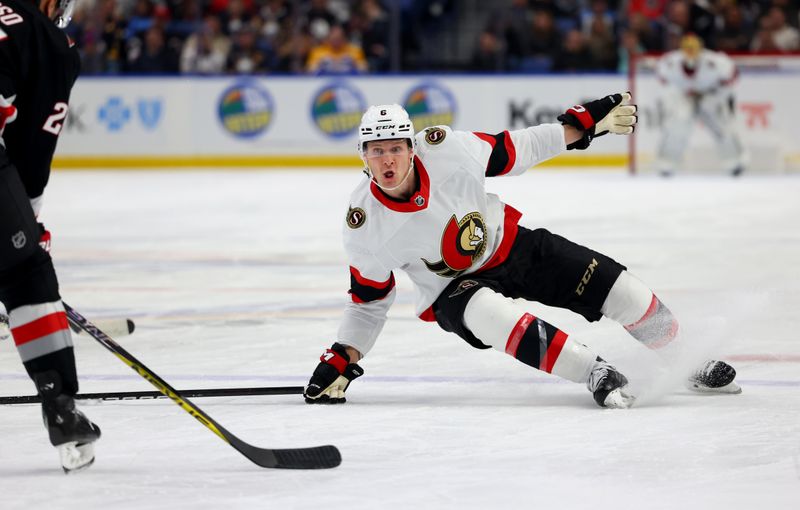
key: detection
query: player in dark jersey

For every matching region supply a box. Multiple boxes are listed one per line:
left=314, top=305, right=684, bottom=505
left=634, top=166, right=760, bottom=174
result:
left=0, top=0, right=100, bottom=473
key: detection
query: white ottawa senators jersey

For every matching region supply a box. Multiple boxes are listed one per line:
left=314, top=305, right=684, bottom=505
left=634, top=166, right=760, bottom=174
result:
left=337, top=123, right=566, bottom=355
left=656, top=49, right=738, bottom=95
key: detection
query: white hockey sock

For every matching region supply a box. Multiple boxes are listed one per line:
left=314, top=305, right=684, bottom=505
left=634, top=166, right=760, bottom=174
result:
left=463, top=288, right=596, bottom=383
left=602, top=271, right=679, bottom=349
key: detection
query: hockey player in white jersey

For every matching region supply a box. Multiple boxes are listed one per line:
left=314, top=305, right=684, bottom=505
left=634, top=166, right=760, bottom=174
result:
left=656, top=34, right=746, bottom=176
left=304, top=94, right=741, bottom=409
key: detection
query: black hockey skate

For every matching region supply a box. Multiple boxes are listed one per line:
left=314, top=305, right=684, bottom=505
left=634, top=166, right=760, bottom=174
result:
left=587, top=358, right=635, bottom=409
left=687, top=360, right=741, bottom=394
left=35, top=371, right=101, bottom=473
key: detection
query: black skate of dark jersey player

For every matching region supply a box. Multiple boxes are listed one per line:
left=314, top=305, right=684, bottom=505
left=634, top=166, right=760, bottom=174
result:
left=0, top=0, right=100, bottom=473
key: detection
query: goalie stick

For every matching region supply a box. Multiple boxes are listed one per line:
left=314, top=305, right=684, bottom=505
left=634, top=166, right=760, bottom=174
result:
left=0, top=386, right=304, bottom=405
left=62, top=303, right=341, bottom=470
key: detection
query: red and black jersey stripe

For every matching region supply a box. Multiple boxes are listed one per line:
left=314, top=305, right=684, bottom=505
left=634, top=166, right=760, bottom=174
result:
left=473, top=131, right=517, bottom=177
left=349, top=266, right=395, bottom=303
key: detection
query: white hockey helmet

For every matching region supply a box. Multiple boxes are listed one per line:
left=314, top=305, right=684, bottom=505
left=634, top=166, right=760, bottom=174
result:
left=357, top=104, right=416, bottom=161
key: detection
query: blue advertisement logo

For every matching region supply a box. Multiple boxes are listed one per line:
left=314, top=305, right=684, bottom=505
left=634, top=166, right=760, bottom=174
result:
left=403, top=81, right=457, bottom=129
left=98, top=97, right=130, bottom=131
left=310, top=81, right=366, bottom=139
left=98, top=97, right=163, bottom=132
left=138, top=100, right=162, bottom=130
left=218, top=81, right=274, bottom=139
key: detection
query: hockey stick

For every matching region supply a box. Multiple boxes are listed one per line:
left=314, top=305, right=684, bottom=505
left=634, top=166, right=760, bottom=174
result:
left=0, top=386, right=304, bottom=405
left=62, top=303, right=341, bottom=469
left=69, top=317, right=135, bottom=337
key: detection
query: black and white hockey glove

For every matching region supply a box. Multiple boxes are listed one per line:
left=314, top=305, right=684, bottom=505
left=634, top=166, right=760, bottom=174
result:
left=557, top=92, right=637, bottom=150
left=304, top=343, right=364, bottom=404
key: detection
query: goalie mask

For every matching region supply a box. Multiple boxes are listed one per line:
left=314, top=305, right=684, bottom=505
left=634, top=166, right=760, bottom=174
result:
left=679, top=33, right=703, bottom=68
left=357, top=104, right=416, bottom=185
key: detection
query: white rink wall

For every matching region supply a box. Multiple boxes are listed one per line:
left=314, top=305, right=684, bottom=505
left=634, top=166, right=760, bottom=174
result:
left=55, top=74, right=800, bottom=171
left=57, top=75, right=631, bottom=168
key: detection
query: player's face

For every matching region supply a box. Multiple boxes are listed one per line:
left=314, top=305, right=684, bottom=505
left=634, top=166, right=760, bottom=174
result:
left=364, top=139, right=414, bottom=194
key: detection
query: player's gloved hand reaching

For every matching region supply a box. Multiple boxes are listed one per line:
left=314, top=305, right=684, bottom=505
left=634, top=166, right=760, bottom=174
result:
left=304, top=343, right=363, bottom=404
left=557, top=92, right=637, bottom=150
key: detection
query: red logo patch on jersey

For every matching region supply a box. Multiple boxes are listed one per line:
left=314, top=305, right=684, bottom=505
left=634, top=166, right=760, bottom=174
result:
left=422, top=212, right=487, bottom=278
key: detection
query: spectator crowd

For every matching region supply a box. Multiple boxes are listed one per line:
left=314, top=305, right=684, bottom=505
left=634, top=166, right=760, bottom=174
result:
left=66, top=0, right=800, bottom=76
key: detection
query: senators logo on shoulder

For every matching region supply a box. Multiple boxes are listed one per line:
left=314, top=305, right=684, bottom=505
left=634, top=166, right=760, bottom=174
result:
left=422, top=212, right=486, bottom=278
left=346, top=206, right=366, bottom=229
left=424, top=127, right=446, bottom=145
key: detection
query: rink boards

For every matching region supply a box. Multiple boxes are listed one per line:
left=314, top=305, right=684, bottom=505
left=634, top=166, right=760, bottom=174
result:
left=56, top=75, right=628, bottom=166
left=52, top=73, right=800, bottom=173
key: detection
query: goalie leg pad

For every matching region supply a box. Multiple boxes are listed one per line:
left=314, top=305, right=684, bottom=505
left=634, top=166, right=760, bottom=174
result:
left=463, top=288, right=596, bottom=383
left=656, top=95, right=694, bottom=173
left=697, top=106, right=747, bottom=172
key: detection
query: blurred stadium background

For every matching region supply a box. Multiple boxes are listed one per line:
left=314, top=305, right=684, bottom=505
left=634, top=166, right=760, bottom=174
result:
left=55, top=0, right=800, bottom=172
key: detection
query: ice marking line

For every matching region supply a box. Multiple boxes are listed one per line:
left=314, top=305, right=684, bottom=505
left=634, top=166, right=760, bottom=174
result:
left=64, top=285, right=343, bottom=294
left=727, top=354, right=800, bottom=362
left=1, top=373, right=798, bottom=387
left=53, top=302, right=422, bottom=322
left=58, top=257, right=342, bottom=268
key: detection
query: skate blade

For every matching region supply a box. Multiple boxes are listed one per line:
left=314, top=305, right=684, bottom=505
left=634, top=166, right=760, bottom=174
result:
left=603, top=387, right=636, bottom=409
left=687, top=380, right=742, bottom=394
left=58, top=441, right=96, bottom=474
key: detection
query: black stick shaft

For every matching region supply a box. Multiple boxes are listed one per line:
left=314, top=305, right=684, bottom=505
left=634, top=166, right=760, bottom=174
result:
left=0, top=386, right=304, bottom=405
left=59, top=303, right=340, bottom=469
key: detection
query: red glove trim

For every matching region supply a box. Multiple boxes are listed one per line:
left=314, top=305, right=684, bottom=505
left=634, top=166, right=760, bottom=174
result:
left=566, top=105, right=595, bottom=130
left=320, top=348, right=349, bottom=373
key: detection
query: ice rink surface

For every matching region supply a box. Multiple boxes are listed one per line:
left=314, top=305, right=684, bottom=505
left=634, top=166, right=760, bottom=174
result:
left=1, top=168, right=799, bottom=509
